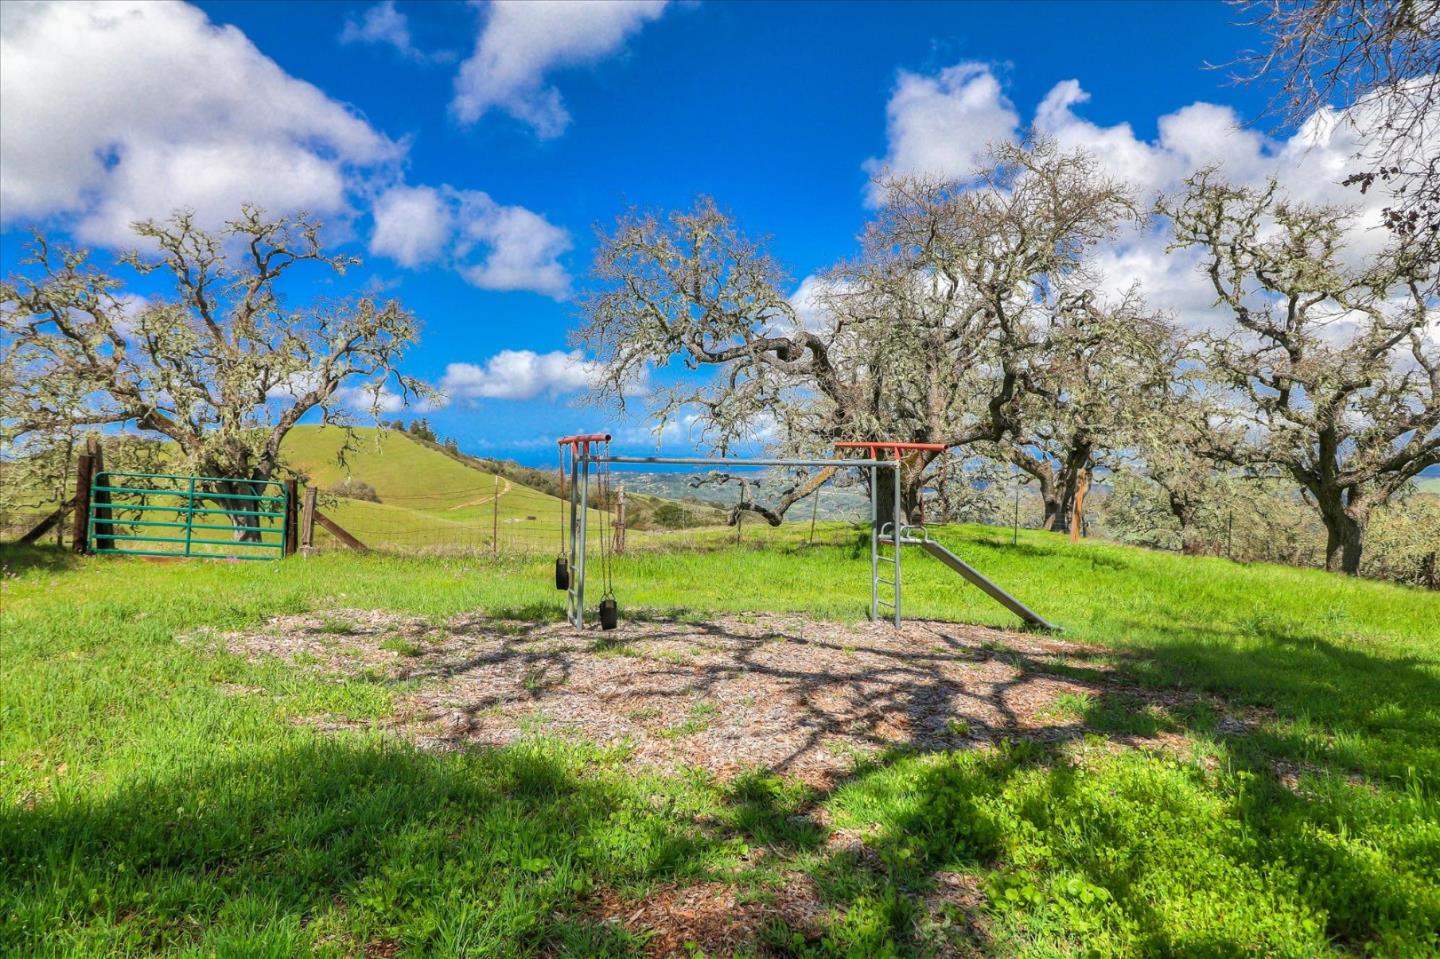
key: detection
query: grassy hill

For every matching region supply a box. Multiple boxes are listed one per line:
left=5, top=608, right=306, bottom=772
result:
left=281, top=426, right=599, bottom=553
left=281, top=426, right=746, bottom=552
left=1417, top=475, right=1440, bottom=495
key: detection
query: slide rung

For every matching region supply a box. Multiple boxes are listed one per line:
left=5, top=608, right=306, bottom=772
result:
left=875, top=578, right=895, bottom=586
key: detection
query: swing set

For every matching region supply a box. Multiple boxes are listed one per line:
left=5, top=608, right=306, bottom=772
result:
left=554, top=434, right=1058, bottom=632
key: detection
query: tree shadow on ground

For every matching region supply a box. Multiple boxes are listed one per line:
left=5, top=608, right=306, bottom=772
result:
left=0, top=543, right=81, bottom=575
left=0, top=738, right=736, bottom=957
left=326, top=604, right=1438, bottom=954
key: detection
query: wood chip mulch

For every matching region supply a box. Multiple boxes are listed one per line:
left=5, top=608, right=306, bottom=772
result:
left=588, top=874, right=826, bottom=958
left=202, top=609, right=1216, bottom=784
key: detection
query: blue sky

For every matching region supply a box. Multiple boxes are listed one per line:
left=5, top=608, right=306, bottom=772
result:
left=0, top=1, right=1362, bottom=463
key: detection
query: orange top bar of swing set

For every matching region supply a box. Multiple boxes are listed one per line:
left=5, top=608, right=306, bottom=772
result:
left=556, top=433, right=612, bottom=446
left=834, top=441, right=947, bottom=461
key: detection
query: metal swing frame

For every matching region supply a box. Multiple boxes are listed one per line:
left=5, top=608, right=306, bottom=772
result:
left=557, top=434, right=1056, bottom=632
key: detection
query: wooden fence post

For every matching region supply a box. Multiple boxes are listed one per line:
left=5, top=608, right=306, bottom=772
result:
left=72, top=453, right=94, bottom=553
left=284, top=479, right=299, bottom=556
left=301, top=487, right=317, bottom=555
left=88, top=435, right=113, bottom=552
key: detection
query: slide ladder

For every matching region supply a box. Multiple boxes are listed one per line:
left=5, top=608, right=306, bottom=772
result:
left=880, top=524, right=1058, bottom=631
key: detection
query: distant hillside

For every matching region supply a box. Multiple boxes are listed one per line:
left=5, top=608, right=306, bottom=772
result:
left=618, top=471, right=871, bottom=521
left=279, top=426, right=734, bottom=549
left=1416, top=476, right=1440, bottom=496
left=281, top=426, right=591, bottom=552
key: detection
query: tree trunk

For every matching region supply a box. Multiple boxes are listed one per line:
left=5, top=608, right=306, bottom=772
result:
left=212, top=478, right=266, bottom=543
left=1015, top=444, right=1089, bottom=534
left=1166, top=492, right=1205, bottom=555
left=1069, top=467, right=1089, bottom=544
left=1315, top=485, right=1368, bottom=575
left=1041, top=492, right=1064, bottom=532
left=1322, top=511, right=1365, bottom=574
left=874, top=464, right=925, bottom=532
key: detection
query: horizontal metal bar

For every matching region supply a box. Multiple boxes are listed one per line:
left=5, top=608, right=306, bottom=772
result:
left=93, top=485, right=284, bottom=503
left=90, top=502, right=285, bottom=518
left=589, top=456, right=896, bottom=469
left=835, top=441, right=948, bottom=453
left=876, top=578, right=895, bottom=586
left=91, top=548, right=277, bottom=562
left=89, top=518, right=280, bottom=534
left=99, top=533, right=283, bottom=548
left=98, top=471, right=285, bottom=489
left=92, top=485, right=193, bottom=498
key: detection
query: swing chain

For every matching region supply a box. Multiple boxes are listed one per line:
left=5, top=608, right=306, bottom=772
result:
left=597, top=440, right=615, bottom=599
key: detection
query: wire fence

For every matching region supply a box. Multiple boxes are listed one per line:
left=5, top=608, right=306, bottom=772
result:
left=0, top=511, right=71, bottom=547
left=1, top=475, right=1055, bottom=558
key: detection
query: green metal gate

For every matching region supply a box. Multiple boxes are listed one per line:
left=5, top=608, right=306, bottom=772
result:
left=89, top=471, right=288, bottom=561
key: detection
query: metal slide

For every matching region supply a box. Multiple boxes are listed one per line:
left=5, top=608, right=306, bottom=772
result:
left=901, top=532, right=1059, bottom=631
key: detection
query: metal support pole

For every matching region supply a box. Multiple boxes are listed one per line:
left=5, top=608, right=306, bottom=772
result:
left=567, top=452, right=579, bottom=625
left=892, top=460, right=902, bottom=628
left=870, top=466, right=879, bottom=621
left=576, top=450, right=590, bottom=629
left=183, top=475, right=197, bottom=558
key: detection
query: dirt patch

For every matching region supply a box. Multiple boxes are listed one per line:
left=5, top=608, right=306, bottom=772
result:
left=588, top=874, right=825, bottom=957
left=916, top=871, right=992, bottom=957
left=209, top=610, right=1216, bottom=782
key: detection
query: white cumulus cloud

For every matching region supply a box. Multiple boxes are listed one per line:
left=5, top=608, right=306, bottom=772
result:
left=865, top=61, right=1433, bottom=328
left=369, top=184, right=572, bottom=298
left=783, top=275, right=855, bottom=334
left=340, top=1, right=413, bottom=55
left=862, top=62, right=1020, bottom=205
left=440, top=349, right=599, bottom=402
left=369, top=184, right=454, bottom=268
left=454, top=194, right=572, bottom=298
left=0, top=0, right=402, bottom=243
left=451, top=0, right=668, bottom=137
left=339, top=1, right=451, bottom=63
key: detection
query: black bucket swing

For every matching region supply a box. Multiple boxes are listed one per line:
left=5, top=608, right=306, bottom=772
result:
left=554, top=446, right=570, bottom=590
left=596, top=442, right=619, bottom=630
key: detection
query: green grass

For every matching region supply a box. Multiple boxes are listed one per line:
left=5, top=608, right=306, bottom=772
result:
left=3, top=527, right=1438, bottom=956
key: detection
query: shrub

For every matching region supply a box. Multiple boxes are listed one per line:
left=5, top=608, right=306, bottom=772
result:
left=324, top=478, right=381, bottom=503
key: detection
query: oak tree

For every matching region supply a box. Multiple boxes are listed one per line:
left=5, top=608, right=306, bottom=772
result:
left=1, top=207, right=428, bottom=539
left=579, top=139, right=1142, bottom=527
left=1164, top=171, right=1438, bottom=572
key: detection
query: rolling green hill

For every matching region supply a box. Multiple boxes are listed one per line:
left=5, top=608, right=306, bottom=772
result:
left=1416, top=475, right=1440, bottom=495
left=281, top=426, right=594, bottom=553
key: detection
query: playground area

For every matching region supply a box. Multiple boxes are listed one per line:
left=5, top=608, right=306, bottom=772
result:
left=553, top=433, right=1057, bottom=633
left=203, top=608, right=1210, bottom=786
